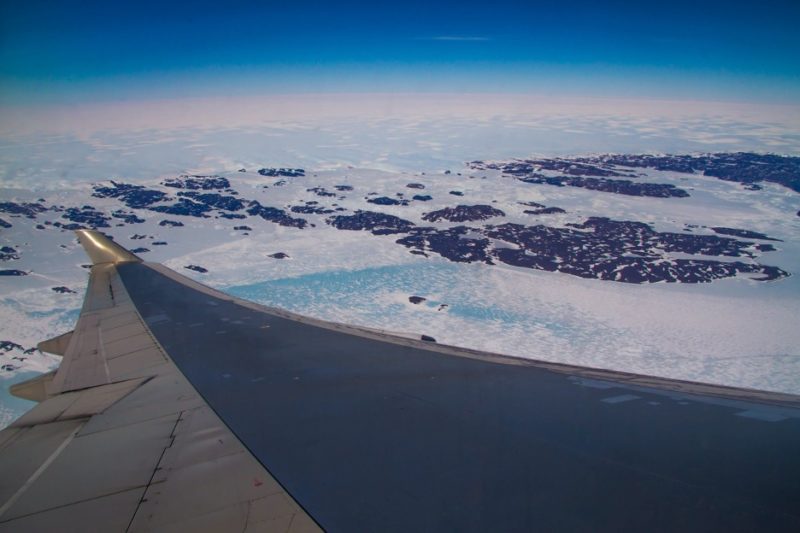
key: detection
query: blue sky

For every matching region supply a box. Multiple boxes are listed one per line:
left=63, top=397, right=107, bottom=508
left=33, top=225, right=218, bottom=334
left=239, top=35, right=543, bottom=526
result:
left=1, top=0, right=799, bottom=105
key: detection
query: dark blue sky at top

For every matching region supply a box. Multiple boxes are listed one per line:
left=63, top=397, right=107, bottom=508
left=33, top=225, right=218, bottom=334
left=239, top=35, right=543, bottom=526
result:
left=1, top=0, right=799, bottom=104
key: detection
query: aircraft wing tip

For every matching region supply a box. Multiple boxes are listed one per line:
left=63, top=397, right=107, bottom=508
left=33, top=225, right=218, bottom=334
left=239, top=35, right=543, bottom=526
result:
left=75, top=229, right=142, bottom=265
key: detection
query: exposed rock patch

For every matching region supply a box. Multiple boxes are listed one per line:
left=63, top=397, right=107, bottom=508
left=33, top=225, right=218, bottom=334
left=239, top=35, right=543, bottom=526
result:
left=0, top=246, right=19, bottom=261
left=92, top=182, right=169, bottom=209
left=0, top=201, right=48, bottom=218
left=159, top=220, right=184, bottom=227
left=423, top=205, right=505, bottom=223
left=397, top=226, right=493, bottom=264
left=52, top=286, right=76, bottom=294
left=163, top=175, right=230, bottom=190
left=367, top=196, right=409, bottom=206
left=258, top=168, right=305, bottom=177
left=0, top=269, right=27, bottom=276
left=247, top=202, right=308, bottom=229
left=327, top=211, right=415, bottom=235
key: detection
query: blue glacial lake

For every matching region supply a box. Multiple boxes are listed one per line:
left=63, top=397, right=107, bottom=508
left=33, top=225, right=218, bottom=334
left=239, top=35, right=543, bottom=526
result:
left=225, top=262, right=575, bottom=339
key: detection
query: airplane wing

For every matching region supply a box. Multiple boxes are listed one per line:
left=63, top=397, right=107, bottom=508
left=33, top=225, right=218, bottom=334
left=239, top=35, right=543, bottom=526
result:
left=1, top=229, right=799, bottom=532
left=0, top=232, right=319, bottom=532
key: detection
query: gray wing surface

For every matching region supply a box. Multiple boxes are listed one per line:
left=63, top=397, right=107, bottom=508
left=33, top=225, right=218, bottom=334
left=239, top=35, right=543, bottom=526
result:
left=2, top=229, right=800, bottom=532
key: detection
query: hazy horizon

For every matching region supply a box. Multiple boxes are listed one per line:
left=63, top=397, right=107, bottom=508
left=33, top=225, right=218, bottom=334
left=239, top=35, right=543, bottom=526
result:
left=2, top=0, right=799, bottom=107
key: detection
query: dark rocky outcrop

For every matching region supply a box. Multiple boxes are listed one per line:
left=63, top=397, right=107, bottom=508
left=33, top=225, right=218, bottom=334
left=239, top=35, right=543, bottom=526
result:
left=92, top=182, right=169, bottom=209
left=0, top=246, right=19, bottom=261
left=257, top=168, right=305, bottom=177
left=524, top=207, right=566, bottom=215
left=483, top=217, right=786, bottom=283
left=474, top=158, right=628, bottom=177
left=518, top=174, right=689, bottom=198
left=291, top=205, right=335, bottom=215
left=471, top=159, right=690, bottom=197
left=327, top=211, right=415, bottom=235
left=584, top=153, right=800, bottom=193
left=423, top=205, right=505, bottom=223
left=307, top=187, right=337, bottom=197
left=0, top=341, right=25, bottom=352
left=163, top=175, right=230, bottom=190
left=397, top=226, right=493, bottom=264
left=52, top=286, right=76, bottom=294
left=0, top=201, right=47, bottom=218
left=149, top=199, right=212, bottom=217
left=710, top=227, right=781, bottom=241
left=367, top=196, right=409, bottom=206
left=247, top=202, right=308, bottom=229
left=177, top=192, right=245, bottom=211
left=391, top=212, right=787, bottom=284
left=112, top=210, right=145, bottom=224
left=61, top=207, right=111, bottom=229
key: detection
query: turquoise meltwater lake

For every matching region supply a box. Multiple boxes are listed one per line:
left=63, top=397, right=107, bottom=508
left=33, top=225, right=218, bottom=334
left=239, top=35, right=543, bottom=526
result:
left=225, top=261, right=576, bottom=340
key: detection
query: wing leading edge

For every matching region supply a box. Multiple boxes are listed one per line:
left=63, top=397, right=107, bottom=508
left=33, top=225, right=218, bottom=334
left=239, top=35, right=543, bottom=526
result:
left=2, top=230, right=800, bottom=532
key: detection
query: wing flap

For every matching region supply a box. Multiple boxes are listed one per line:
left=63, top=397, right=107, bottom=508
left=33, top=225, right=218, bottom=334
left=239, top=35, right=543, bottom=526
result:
left=0, top=419, right=85, bottom=516
left=128, top=405, right=312, bottom=532
left=1, top=414, right=177, bottom=523
left=37, top=331, right=72, bottom=357
left=9, top=371, right=56, bottom=402
left=0, top=488, right=145, bottom=533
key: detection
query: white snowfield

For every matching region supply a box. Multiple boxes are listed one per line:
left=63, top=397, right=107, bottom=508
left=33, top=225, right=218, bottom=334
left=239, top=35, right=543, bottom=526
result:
left=1, top=95, right=799, bottom=429
left=2, top=94, right=800, bottom=190
left=1, top=158, right=799, bottom=402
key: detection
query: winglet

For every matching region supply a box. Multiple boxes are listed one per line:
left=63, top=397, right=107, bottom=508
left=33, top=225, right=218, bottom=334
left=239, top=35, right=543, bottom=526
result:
left=75, top=229, right=142, bottom=265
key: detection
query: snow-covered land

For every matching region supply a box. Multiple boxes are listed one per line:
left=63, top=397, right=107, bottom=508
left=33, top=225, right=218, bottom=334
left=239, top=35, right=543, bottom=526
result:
left=2, top=95, right=799, bottom=428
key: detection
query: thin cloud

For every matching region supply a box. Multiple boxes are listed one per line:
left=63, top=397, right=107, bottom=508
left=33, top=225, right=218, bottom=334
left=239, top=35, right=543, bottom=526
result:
left=419, top=36, right=491, bottom=42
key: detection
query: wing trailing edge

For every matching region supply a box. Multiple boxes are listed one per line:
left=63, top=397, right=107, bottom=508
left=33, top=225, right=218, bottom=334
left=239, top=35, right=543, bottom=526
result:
left=8, top=371, right=56, bottom=403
